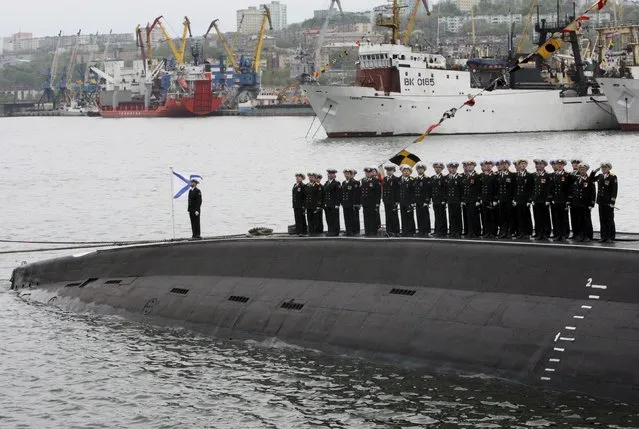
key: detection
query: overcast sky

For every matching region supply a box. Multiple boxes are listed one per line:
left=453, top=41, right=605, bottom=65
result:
left=1, top=0, right=386, bottom=38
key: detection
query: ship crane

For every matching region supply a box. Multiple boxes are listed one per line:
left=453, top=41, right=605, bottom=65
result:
left=402, top=0, right=430, bottom=45
left=155, top=16, right=191, bottom=66
left=38, top=30, right=62, bottom=109
left=146, top=16, right=162, bottom=67
left=205, top=20, right=241, bottom=72
left=314, top=0, right=343, bottom=77
left=252, top=6, right=273, bottom=73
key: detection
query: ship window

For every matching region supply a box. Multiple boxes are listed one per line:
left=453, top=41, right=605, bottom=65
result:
left=456, top=75, right=459, bottom=79
left=447, top=75, right=450, bottom=79
left=418, top=73, right=421, bottom=77
left=401, top=55, right=405, bottom=60
left=405, top=72, right=408, bottom=76
left=431, top=73, right=434, bottom=77
left=393, top=54, right=398, bottom=59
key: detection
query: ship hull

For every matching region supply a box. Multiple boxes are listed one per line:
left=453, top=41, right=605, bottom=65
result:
left=99, top=97, right=224, bottom=118
left=303, top=85, right=619, bottom=137
left=597, top=77, right=639, bottom=131
left=10, top=236, right=639, bottom=403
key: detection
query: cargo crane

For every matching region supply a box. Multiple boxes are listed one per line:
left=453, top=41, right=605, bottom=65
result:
left=58, top=29, right=82, bottom=106
left=155, top=16, right=191, bottom=66
left=402, top=0, right=430, bottom=45
left=205, top=20, right=241, bottom=71
left=252, top=6, right=272, bottom=73
left=146, top=16, right=162, bottom=68
left=314, top=0, right=343, bottom=77
left=38, top=30, right=62, bottom=109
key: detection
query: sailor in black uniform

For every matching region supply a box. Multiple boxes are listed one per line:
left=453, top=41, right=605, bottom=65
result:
left=445, top=162, right=463, bottom=238
left=306, top=173, right=324, bottom=236
left=341, top=168, right=361, bottom=236
left=188, top=177, right=202, bottom=239
left=568, top=158, right=582, bottom=238
left=323, top=168, right=342, bottom=236
left=549, top=159, right=571, bottom=241
left=479, top=160, right=498, bottom=238
left=548, top=159, right=559, bottom=237
left=292, top=173, right=307, bottom=235
left=590, top=162, right=617, bottom=242
left=531, top=159, right=551, bottom=240
left=361, top=167, right=382, bottom=236
left=431, top=162, right=447, bottom=237
left=382, top=164, right=400, bottom=237
left=569, top=163, right=596, bottom=242
left=413, top=162, right=432, bottom=237
left=496, top=159, right=514, bottom=238
left=513, top=159, right=533, bottom=239
left=462, top=160, right=482, bottom=238
left=398, top=164, right=416, bottom=236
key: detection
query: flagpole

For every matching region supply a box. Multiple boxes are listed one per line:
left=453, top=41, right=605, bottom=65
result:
left=170, top=167, right=176, bottom=240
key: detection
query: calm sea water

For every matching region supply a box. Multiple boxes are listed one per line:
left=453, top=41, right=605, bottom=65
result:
left=1, top=117, right=638, bottom=428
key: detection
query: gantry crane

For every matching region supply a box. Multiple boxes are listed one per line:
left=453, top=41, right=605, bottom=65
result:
left=205, top=20, right=240, bottom=72
left=314, top=0, right=343, bottom=75
left=402, top=0, right=430, bottom=45
left=252, top=6, right=272, bottom=73
left=39, top=30, right=62, bottom=108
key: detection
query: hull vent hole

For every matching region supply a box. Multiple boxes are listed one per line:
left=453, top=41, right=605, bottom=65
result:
left=281, top=301, right=304, bottom=311
left=79, top=278, right=99, bottom=288
left=170, top=288, right=189, bottom=295
left=390, top=288, right=416, bottom=296
left=105, top=279, right=122, bottom=285
left=228, top=295, right=250, bottom=303
left=65, top=282, right=81, bottom=287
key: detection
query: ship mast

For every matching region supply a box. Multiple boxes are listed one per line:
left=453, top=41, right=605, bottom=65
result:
left=376, top=0, right=401, bottom=44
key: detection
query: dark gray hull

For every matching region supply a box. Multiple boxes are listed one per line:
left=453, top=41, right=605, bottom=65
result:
left=10, top=236, right=639, bottom=403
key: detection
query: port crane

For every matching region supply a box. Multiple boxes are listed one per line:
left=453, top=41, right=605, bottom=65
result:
left=58, top=30, right=82, bottom=106
left=402, top=0, right=430, bottom=45
left=154, top=16, right=192, bottom=66
left=252, top=6, right=272, bottom=73
left=205, top=20, right=241, bottom=72
left=314, top=0, right=343, bottom=76
left=38, top=30, right=62, bottom=109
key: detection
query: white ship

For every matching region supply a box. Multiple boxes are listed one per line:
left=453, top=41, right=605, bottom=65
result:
left=597, top=74, right=639, bottom=131
left=304, top=1, right=619, bottom=137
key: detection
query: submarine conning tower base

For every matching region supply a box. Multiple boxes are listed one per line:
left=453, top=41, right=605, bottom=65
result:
left=10, top=235, right=639, bottom=403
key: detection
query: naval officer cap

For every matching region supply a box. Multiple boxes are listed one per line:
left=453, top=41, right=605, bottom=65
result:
left=295, top=172, right=306, bottom=179
left=400, top=164, right=412, bottom=171
left=384, top=164, right=396, bottom=171
left=556, top=159, right=567, bottom=165
left=600, top=162, right=613, bottom=169
left=578, top=162, right=590, bottom=170
left=533, top=159, right=548, bottom=166
left=498, top=159, right=511, bottom=165
left=363, top=167, right=372, bottom=172
left=462, top=160, right=476, bottom=166
left=549, top=159, right=557, bottom=165
left=432, top=162, right=444, bottom=168
left=317, top=173, right=323, bottom=179
left=326, top=168, right=337, bottom=174
left=370, top=165, right=379, bottom=172
left=480, top=160, right=494, bottom=166
left=415, top=162, right=426, bottom=169
left=447, top=161, right=459, bottom=167
left=571, top=157, right=582, bottom=164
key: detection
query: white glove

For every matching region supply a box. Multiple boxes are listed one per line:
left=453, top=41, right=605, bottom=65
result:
left=492, top=201, right=498, bottom=207
left=441, top=201, right=446, bottom=206
left=475, top=202, right=481, bottom=207
left=424, top=204, right=430, bottom=208
left=512, top=201, right=517, bottom=207
left=609, top=204, right=615, bottom=208
left=589, top=206, right=594, bottom=211
left=195, top=211, right=199, bottom=216
left=545, top=202, right=550, bottom=206
left=461, top=202, right=466, bottom=207
left=335, top=205, right=339, bottom=209
left=527, top=202, right=532, bottom=207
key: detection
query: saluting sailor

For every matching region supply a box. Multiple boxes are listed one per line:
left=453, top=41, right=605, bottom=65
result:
left=382, top=164, right=401, bottom=237
left=445, top=161, right=463, bottom=238
left=431, top=162, right=448, bottom=237
left=413, top=162, right=432, bottom=237
left=590, top=162, right=617, bottom=242
left=531, top=159, right=551, bottom=240
left=398, top=164, right=416, bottom=236
left=341, top=168, right=361, bottom=236
left=323, top=168, right=342, bottom=236
left=292, top=173, right=308, bottom=235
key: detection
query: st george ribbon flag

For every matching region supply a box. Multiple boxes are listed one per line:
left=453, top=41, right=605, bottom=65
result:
left=172, top=170, right=203, bottom=199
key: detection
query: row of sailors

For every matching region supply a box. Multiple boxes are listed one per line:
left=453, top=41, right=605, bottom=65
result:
left=292, top=159, right=618, bottom=243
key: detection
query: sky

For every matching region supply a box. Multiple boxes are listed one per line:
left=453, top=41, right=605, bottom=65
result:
left=0, top=0, right=384, bottom=38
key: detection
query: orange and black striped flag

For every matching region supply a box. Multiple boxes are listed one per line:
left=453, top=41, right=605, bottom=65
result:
left=389, top=150, right=421, bottom=167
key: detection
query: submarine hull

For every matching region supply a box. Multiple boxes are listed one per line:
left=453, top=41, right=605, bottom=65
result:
left=10, top=237, right=639, bottom=403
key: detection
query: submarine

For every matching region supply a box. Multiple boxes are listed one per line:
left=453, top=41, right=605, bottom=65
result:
left=10, top=234, right=639, bottom=403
